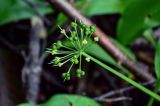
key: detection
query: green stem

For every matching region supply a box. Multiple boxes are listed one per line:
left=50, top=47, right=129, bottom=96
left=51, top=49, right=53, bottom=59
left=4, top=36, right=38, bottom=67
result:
left=82, top=52, right=160, bottom=101
left=147, top=79, right=160, bottom=106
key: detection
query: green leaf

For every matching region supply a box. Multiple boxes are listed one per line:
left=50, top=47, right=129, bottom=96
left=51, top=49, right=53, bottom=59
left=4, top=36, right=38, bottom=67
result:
left=17, top=103, right=38, bottom=106
left=117, top=0, right=160, bottom=45
left=17, top=94, right=100, bottom=106
left=82, top=0, right=126, bottom=16
left=49, top=13, right=68, bottom=34
left=155, top=39, right=160, bottom=79
left=0, top=0, right=52, bottom=25
left=42, top=94, right=100, bottom=106
left=86, top=42, right=117, bottom=65
left=110, top=38, right=137, bottom=61
left=49, top=0, right=129, bottom=33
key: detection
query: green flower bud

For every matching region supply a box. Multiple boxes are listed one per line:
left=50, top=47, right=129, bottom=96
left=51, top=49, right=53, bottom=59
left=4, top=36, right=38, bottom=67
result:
left=82, top=39, right=88, bottom=45
left=69, top=37, right=73, bottom=41
left=62, top=73, right=66, bottom=78
left=85, top=57, right=90, bottom=62
left=76, top=69, right=82, bottom=74
left=74, top=59, right=79, bottom=64
left=70, top=56, right=79, bottom=64
left=85, top=28, right=91, bottom=35
left=58, top=63, right=63, bottom=67
left=56, top=41, right=62, bottom=48
left=81, top=71, right=85, bottom=76
left=71, top=22, right=77, bottom=28
left=66, top=73, right=70, bottom=77
left=60, top=29, right=66, bottom=35
left=71, top=31, right=76, bottom=37
left=66, top=76, right=71, bottom=80
left=54, top=57, right=60, bottom=64
left=74, top=37, right=78, bottom=40
left=76, top=69, right=85, bottom=77
left=73, top=55, right=78, bottom=59
left=52, top=45, right=57, bottom=50
left=90, top=26, right=96, bottom=33
left=94, top=36, right=99, bottom=42
left=76, top=73, right=81, bottom=78
left=51, top=49, right=57, bottom=55
left=79, top=23, right=87, bottom=29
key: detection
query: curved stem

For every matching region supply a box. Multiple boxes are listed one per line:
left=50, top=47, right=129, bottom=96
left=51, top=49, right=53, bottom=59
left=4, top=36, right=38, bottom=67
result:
left=82, top=52, right=160, bottom=101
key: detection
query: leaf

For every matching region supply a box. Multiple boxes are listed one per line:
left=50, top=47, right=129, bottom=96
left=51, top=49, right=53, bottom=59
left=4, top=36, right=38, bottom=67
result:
left=86, top=40, right=133, bottom=75
left=82, top=0, right=127, bottom=16
left=17, top=103, right=38, bottom=106
left=49, top=13, right=68, bottom=34
left=86, top=42, right=117, bottom=65
left=0, top=0, right=52, bottom=25
left=49, top=0, right=129, bottom=33
left=155, top=39, right=160, bottom=79
left=110, top=38, right=137, bottom=61
left=43, top=94, right=100, bottom=106
left=17, top=94, right=100, bottom=106
left=117, top=0, right=160, bottom=45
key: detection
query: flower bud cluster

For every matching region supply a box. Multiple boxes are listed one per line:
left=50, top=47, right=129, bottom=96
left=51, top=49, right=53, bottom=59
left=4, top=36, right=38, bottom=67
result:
left=47, top=21, right=98, bottom=80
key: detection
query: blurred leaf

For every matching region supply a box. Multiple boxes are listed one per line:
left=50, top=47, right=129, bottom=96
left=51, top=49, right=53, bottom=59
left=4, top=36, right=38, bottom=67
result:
left=0, top=0, right=52, bottom=25
left=49, top=13, right=68, bottom=34
left=82, top=0, right=127, bottom=16
left=42, top=94, right=100, bottom=106
left=86, top=41, right=117, bottom=65
left=17, top=103, right=37, bottom=106
left=117, top=0, right=160, bottom=45
left=18, top=94, right=100, bottom=106
left=49, top=0, right=129, bottom=33
left=110, top=38, right=137, bottom=61
left=150, top=4, right=160, bottom=24
left=155, top=39, right=160, bottom=79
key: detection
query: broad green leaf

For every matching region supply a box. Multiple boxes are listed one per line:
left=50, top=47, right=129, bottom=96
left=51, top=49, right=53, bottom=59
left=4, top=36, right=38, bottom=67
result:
left=155, top=39, right=160, bottom=79
left=86, top=42, right=117, bottom=65
left=82, top=0, right=126, bottom=16
left=117, top=0, right=160, bottom=45
left=84, top=40, right=133, bottom=75
left=42, top=94, right=100, bottom=106
left=17, top=103, right=37, bottom=106
left=0, top=0, right=52, bottom=25
left=18, top=94, right=100, bottom=106
left=110, top=38, right=137, bottom=61
left=150, top=1, right=160, bottom=23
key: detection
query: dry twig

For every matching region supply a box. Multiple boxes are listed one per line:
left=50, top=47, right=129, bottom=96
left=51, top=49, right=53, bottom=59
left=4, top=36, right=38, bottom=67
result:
left=22, top=16, right=47, bottom=103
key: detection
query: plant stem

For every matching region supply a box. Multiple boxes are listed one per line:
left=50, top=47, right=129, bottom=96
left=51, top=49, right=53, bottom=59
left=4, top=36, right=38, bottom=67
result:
left=147, top=79, right=160, bottom=106
left=82, top=52, right=160, bottom=101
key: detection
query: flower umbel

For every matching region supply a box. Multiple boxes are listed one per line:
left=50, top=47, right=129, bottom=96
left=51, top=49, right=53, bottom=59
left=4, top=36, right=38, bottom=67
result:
left=47, top=22, right=98, bottom=80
